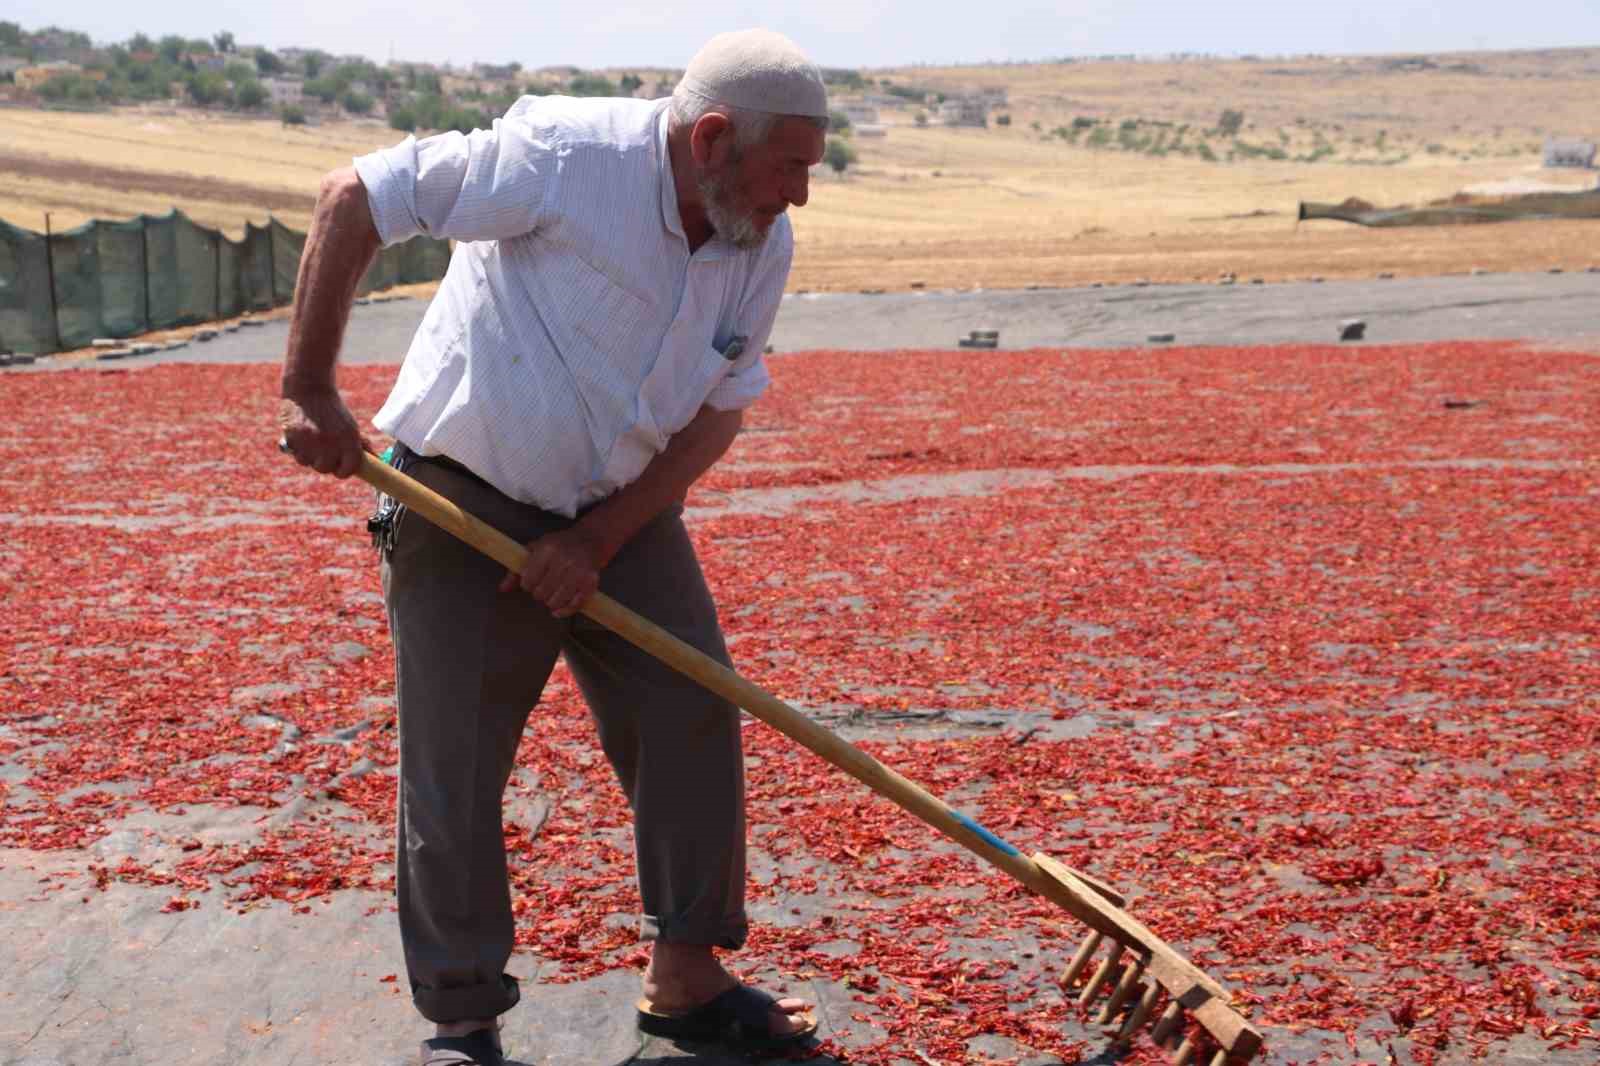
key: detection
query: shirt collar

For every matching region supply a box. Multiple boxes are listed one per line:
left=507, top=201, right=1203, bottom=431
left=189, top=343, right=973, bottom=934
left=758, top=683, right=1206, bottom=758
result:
left=656, top=100, right=737, bottom=262
left=656, top=103, right=686, bottom=242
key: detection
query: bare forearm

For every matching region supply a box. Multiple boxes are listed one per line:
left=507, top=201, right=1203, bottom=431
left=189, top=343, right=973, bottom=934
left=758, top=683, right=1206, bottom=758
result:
left=281, top=166, right=381, bottom=397
left=577, top=405, right=744, bottom=565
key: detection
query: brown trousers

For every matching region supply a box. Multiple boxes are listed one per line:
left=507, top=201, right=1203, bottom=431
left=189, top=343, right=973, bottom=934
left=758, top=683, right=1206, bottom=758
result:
left=381, top=459, right=747, bottom=1024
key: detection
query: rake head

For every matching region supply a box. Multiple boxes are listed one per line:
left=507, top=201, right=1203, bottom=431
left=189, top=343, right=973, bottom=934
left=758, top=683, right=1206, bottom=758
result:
left=1033, top=853, right=1262, bottom=1064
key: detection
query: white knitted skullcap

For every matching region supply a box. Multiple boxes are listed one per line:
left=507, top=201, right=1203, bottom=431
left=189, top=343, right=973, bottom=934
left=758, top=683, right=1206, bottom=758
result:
left=678, top=29, right=828, bottom=119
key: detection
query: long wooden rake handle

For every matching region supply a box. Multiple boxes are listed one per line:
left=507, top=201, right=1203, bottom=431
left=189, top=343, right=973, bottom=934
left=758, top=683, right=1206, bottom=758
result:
left=352, top=452, right=1261, bottom=1060
left=357, top=455, right=1117, bottom=900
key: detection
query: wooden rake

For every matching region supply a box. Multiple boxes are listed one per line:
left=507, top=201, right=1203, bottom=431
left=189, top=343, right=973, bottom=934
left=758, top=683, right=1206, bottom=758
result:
left=349, top=453, right=1263, bottom=1064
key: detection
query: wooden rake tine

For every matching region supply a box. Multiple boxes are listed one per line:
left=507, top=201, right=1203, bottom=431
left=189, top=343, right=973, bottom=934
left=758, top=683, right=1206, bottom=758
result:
left=347, top=453, right=1262, bottom=1063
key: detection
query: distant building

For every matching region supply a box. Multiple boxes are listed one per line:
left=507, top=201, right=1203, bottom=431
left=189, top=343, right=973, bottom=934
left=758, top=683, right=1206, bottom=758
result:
left=937, top=97, right=988, bottom=128
left=265, top=76, right=304, bottom=108
left=0, top=56, right=29, bottom=78
left=1544, top=138, right=1596, bottom=169
left=839, top=103, right=880, bottom=127
left=185, top=52, right=227, bottom=73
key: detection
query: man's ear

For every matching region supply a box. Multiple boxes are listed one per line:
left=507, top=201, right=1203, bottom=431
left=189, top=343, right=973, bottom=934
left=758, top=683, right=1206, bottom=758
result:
left=689, top=112, right=735, bottom=168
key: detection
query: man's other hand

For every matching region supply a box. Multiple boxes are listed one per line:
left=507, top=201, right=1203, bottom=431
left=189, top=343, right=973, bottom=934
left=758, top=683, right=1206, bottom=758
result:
left=500, top=527, right=607, bottom=617
left=278, top=386, right=369, bottom=478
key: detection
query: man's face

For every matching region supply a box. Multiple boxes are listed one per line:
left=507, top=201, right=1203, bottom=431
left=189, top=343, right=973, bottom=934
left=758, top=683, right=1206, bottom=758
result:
left=698, top=116, right=826, bottom=250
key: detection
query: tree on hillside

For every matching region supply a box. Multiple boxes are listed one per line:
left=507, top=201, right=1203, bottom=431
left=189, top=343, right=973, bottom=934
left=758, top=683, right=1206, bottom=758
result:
left=619, top=73, right=642, bottom=95
left=341, top=89, right=374, bottom=115
left=823, top=137, right=857, bottom=174
left=828, top=109, right=851, bottom=134
left=39, top=74, right=100, bottom=105
left=303, top=76, right=340, bottom=103
left=254, top=49, right=282, bottom=75
left=568, top=74, right=615, bottom=97
left=158, top=35, right=186, bottom=64
left=0, top=21, right=23, bottom=49
left=236, top=80, right=266, bottom=110
left=280, top=104, right=307, bottom=125
left=213, top=31, right=235, bottom=54
left=187, top=70, right=230, bottom=107
left=224, top=60, right=255, bottom=84
left=129, top=33, right=153, bottom=53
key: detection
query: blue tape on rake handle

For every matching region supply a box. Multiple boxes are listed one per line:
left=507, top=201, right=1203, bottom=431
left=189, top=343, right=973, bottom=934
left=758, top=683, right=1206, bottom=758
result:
left=951, top=810, right=1022, bottom=858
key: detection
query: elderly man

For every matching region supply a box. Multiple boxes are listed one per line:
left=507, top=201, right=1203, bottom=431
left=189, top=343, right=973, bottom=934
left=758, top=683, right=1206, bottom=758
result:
left=278, top=29, right=827, bottom=1066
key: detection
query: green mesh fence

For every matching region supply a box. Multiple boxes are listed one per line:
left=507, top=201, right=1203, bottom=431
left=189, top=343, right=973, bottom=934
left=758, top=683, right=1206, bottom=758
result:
left=0, top=209, right=451, bottom=354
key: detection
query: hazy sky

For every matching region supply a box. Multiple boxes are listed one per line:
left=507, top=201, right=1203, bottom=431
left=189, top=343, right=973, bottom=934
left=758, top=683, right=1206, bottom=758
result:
left=12, top=1, right=1600, bottom=70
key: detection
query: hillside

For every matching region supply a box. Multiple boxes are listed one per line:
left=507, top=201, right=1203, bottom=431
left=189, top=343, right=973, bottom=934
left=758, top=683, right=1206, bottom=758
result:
left=3, top=47, right=1598, bottom=290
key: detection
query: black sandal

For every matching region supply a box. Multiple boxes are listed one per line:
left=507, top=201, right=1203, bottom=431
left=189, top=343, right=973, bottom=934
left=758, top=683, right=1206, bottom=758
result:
left=636, top=984, right=818, bottom=1046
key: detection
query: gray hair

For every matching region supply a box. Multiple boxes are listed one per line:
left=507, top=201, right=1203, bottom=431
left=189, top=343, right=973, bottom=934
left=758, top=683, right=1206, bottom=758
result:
left=669, top=83, right=824, bottom=152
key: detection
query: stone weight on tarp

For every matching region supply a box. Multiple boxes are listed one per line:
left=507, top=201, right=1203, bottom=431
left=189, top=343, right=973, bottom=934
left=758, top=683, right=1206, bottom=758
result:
left=1339, top=319, right=1367, bottom=342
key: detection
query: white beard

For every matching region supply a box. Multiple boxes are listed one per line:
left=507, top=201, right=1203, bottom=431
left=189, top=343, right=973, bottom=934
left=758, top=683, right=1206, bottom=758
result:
left=697, top=168, right=768, bottom=250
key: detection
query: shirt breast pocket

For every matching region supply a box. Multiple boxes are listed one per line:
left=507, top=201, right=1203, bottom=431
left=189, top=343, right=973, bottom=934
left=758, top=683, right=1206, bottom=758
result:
left=645, top=339, right=734, bottom=439
left=561, top=254, right=653, bottom=356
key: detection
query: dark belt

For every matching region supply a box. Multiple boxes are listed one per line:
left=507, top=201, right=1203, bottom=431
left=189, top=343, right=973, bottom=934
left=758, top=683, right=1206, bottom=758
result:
left=397, top=443, right=497, bottom=493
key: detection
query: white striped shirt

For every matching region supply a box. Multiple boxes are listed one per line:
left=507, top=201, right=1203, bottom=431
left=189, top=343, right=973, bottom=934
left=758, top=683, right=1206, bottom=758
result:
left=352, top=96, right=789, bottom=517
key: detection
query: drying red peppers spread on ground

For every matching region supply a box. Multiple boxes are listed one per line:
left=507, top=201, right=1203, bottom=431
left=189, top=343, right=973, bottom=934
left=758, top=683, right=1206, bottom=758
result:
left=1, top=342, right=1596, bottom=1064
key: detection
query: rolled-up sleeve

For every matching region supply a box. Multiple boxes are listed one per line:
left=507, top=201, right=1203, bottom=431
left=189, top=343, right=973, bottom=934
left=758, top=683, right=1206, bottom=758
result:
left=705, top=222, right=792, bottom=411
left=352, top=104, right=557, bottom=247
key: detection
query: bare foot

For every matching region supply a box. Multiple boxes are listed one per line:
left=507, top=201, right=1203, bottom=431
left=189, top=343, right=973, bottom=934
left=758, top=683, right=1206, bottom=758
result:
left=643, top=942, right=812, bottom=1037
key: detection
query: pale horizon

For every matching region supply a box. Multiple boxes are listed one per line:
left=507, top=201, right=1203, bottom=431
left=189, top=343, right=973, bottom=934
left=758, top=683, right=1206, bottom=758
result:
left=6, top=1, right=1600, bottom=73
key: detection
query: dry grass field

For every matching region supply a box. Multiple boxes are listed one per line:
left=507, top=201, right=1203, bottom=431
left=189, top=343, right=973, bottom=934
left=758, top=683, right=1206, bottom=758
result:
left=3, top=46, right=1599, bottom=291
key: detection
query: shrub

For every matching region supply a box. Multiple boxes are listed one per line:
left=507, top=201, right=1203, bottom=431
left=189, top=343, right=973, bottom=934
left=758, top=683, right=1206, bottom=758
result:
left=280, top=104, right=307, bottom=126
left=995, top=113, right=1011, bottom=126
left=303, top=76, right=340, bottom=104
left=341, top=90, right=374, bottom=115
left=823, top=137, right=858, bottom=174
left=389, top=106, right=417, bottom=133
left=1217, top=108, right=1245, bottom=137
left=828, top=109, right=852, bottom=133
left=1073, top=116, right=1096, bottom=130
left=235, top=80, right=267, bottom=110
left=187, top=71, right=230, bottom=107
left=568, top=74, right=614, bottom=97
left=821, top=68, right=866, bottom=90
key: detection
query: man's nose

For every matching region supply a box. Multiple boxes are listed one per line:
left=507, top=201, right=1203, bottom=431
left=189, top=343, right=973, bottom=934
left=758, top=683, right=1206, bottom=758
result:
left=784, top=169, right=809, bottom=208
